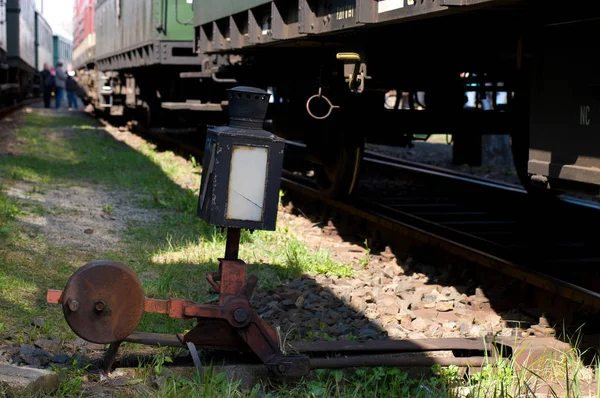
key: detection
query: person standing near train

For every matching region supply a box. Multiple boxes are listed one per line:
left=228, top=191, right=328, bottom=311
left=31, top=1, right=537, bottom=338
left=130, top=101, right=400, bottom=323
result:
left=40, top=63, right=54, bottom=108
left=54, top=62, right=68, bottom=109
left=66, top=65, right=79, bottom=110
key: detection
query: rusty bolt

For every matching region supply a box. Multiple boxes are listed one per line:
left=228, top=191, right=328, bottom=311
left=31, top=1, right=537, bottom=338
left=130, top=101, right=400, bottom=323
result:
left=94, top=301, right=106, bottom=312
left=233, top=308, right=247, bottom=323
left=278, top=364, right=286, bottom=374
left=67, top=298, right=79, bottom=312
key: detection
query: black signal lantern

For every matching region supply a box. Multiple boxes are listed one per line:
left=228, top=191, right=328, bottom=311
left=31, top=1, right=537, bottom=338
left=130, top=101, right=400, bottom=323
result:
left=197, top=86, right=285, bottom=231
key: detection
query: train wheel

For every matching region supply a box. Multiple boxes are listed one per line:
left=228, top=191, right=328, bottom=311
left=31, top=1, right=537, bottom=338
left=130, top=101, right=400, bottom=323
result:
left=312, top=135, right=364, bottom=198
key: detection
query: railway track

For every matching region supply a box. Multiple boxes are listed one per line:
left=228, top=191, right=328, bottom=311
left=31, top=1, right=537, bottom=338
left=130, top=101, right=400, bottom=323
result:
left=281, top=148, right=600, bottom=325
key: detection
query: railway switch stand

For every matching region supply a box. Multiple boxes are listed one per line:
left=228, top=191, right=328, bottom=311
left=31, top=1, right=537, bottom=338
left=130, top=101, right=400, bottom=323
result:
left=46, top=86, right=311, bottom=377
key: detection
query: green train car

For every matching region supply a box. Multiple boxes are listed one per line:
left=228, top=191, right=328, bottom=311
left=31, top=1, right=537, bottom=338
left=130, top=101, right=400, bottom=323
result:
left=53, top=34, right=73, bottom=68
left=95, top=0, right=199, bottom=68
left=84, top=0, right=203, bottom=123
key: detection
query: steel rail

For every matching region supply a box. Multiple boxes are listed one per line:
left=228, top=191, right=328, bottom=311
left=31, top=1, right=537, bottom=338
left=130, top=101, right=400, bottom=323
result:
left=309, top=355, right=495, bottom=369
left=362, top=150, right=600, bottom=210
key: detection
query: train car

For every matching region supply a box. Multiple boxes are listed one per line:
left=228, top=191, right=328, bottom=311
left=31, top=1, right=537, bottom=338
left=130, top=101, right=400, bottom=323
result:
left=88, top=0, right=203, bottom=123
left=185, top=0, right=600, bottom=199
left=53, top=34, right=72, bottom=68
left=0, top=1, right=6, bottom=67
left=35, top=11, right=53, bottom=73
left=72, top=0, right=95, bottom=70
left=4, top=0, right=36, bottom=102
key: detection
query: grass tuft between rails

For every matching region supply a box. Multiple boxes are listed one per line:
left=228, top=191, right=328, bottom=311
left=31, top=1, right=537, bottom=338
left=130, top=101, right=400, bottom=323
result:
left=0, top=109, right=598, bottom=397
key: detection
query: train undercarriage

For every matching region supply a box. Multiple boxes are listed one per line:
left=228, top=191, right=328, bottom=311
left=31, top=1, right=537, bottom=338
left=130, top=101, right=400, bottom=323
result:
left=75, top=2, right=600, bottom=200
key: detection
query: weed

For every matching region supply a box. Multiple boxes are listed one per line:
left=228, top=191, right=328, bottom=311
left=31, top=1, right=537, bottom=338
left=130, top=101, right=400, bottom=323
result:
left=52, top=358, right=92, bottom=397
left=285, top=239, right=354, bottom=278
left=360, top=238, right=371, bottom=268
left=29, top=185, right=45, bottom=194
left=0, top=187, right=20, bottom=236
left=190, top=155, right=199, bottom=168
left=102, top=203, right=114, bottom=214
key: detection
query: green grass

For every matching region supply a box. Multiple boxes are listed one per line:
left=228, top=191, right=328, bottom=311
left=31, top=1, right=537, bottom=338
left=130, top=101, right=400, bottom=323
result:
left=1, top=110, right=597, bottom=398
left=0, top=186, right=20, bottom=236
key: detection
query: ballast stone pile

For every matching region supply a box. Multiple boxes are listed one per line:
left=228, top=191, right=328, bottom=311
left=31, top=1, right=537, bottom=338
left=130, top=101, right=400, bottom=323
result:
left=251, top=257, right=515, bottom=342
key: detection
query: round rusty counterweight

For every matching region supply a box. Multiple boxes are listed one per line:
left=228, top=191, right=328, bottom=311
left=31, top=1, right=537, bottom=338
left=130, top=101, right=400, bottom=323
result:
left=61, top=261, right=145, bottom=344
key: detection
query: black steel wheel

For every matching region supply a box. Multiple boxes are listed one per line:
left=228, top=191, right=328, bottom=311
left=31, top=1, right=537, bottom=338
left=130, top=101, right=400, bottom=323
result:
left=313, top=135, right=364, bottom=198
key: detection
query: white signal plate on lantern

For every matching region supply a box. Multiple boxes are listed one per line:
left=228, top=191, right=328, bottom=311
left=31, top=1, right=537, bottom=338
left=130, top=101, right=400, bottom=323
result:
left=226, top=145, right=268, bottom=221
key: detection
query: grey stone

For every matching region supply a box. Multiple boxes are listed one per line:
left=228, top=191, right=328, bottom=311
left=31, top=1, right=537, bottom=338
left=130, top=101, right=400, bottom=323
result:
left=279, top=289, right=299, bottom=301
left=350, top=297, right=367, bottom=312
left=286, top=280, right=305, bottom=289
left=359, top=327, right=379, bottom=338
left=257, top=306, right=271, bottom=315
left=326, top=310, right=342, bottom=323
left=31, top=318, right=45, bottom=328
left=436, top=301, right=454, bottom=312
left=454, top=308, right=473, bottom=318
left=151, top=376, right=167, bottom=389
left=351, top=319, right=367, bottom=329
left=376, top=295, right=397, bottom=307
left=108, top=377, right=130, bottom=387
left=383, top=303, right=400, bottom=316
left=387, top=326, right=405, bottom=339
left=364, top=308, right=379, bottom=320
left=382, top=267, right=395, bottom=279
left=422, top=294, right=437, bottom=304
left=329, top=325, right=355, bottom=336
left=33, top=338, right=60, bottom=353
left=394, top=282, right=416, bottom=296
left=70, top=337, right=88, bottom=347
left=0, top=364, right=58, bottom=394
left=400, top=315, right=413, bottom=330
left=470, top=325, right=482, bottom=337
left=134, top=383, right=155, bottom=396
left=53, top=354, right=70, bottom=364
left=19, top=345, right=35, bottom=357
left=411, top=318, right=431, bottom=333
left=281, top=299, right=295, bottom=309
left=443, top=322, right=457, bottom=330
left=294, top=294, right=305, bottom=309
left=428, top=323, right=443, bottom=338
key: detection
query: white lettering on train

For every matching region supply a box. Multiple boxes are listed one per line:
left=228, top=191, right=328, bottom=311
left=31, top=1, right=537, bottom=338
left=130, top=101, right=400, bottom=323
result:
left=580, top=105, right=590, bottom=126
